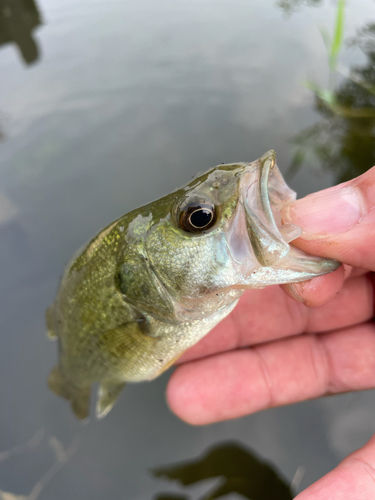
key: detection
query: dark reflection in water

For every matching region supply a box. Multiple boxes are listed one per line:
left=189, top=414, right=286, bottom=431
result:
left=156, top=496, right=188, bottom=500
left=0, top=0, right=42, bottom=64
left=153, top=442, right=293, bottom=500
left=288, top=22, right=375, bottom=183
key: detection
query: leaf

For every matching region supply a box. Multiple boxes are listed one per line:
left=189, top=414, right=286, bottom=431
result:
left=301, top=81, right=336, bottom=107
left=301, top=80, right=321, bottom=93
left=329, top=0, right=345, bottom=71
left=319, top=27, right=331, bottom=51
left=315, top=88, right=336, bottom=107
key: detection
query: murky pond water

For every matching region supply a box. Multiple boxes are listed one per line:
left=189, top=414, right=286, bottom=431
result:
left=0, top=0, right=374, bottom=498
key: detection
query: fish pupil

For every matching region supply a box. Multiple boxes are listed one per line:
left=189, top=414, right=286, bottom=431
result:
left=190, top=209, right=213, bottom=228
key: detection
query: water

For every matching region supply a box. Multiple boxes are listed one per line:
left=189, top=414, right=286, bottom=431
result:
left=0, top=0, right=374, bottom=498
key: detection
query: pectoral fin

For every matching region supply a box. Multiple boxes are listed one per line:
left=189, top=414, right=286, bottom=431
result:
left=96, top=381, right=126, bottom=419
left=45, top=304, right=57, bottom=340
left=48, top=366, right=91, bottom=420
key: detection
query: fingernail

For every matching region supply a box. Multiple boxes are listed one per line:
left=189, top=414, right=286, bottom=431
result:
left=281, top=185, right=364, bottom=239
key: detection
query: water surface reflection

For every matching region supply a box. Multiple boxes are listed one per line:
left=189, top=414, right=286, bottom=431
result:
left=0, top=0, right=42, bottom=64
left=153, top=442, right=293, bottom=500
left=289, top=20, right=375, bottom=182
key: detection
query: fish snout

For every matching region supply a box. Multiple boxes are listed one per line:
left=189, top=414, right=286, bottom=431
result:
left=238, top=151, right=340, bottom=285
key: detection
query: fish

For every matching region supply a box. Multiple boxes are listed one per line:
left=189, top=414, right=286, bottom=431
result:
left=46, top=150, right=340, bottom=420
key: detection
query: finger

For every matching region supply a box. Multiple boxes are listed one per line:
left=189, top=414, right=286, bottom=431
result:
left=343, top=265, right=369, bottom=279
left=281, top=166, right=375, bottom=270
left=167, top=323, right=375, bottom=424
left=305, top=273, right=374, bottom=333
left=281, top=265, right=345, bottom=307
left=343, top=264, right=353, bottom=279
left=281, top=265, right=369, bottom=307
left=177, top=274, right=374, bottom=363
left=295, top=433, right=375, bottom=500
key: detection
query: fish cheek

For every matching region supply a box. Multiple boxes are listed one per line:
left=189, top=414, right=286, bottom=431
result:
left=147, top=225, right=229, bottom=299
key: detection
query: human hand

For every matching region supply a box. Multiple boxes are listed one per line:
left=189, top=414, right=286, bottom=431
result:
left=167, top=166, right=375, bottom=499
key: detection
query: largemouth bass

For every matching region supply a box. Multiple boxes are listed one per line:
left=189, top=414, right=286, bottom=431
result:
left=47, top=151, right=339, bottom=419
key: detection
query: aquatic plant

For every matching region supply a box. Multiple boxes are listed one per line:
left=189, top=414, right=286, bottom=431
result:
left=288, top=2, right=375, bottom=183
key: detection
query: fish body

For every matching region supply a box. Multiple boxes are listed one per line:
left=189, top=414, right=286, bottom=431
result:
left=47, top=151, right=339, bottom=419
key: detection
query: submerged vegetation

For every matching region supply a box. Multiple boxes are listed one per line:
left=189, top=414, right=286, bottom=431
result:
left=287, top=0, right=375, bottom=182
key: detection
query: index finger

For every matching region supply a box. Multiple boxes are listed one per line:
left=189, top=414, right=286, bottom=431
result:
left=168, top=322, right=375, bottom=425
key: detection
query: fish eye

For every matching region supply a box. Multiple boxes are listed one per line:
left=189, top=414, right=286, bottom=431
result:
left=179, top=203, right=216, bottom=233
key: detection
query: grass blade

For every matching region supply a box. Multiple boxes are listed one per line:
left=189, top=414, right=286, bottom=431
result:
left=329, top=0, right=345, bottom=71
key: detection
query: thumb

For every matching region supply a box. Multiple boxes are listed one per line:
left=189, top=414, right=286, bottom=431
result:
left=294, top=432, right=375, bottom=500
left=282, top=166, right=375, bottom=271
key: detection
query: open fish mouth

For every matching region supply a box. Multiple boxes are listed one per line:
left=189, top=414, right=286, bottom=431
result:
left=239, top=150, right=340, bottom=286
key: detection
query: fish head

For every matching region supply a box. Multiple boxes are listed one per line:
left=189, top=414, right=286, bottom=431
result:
left=120, top=151, right=339, bottom=321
